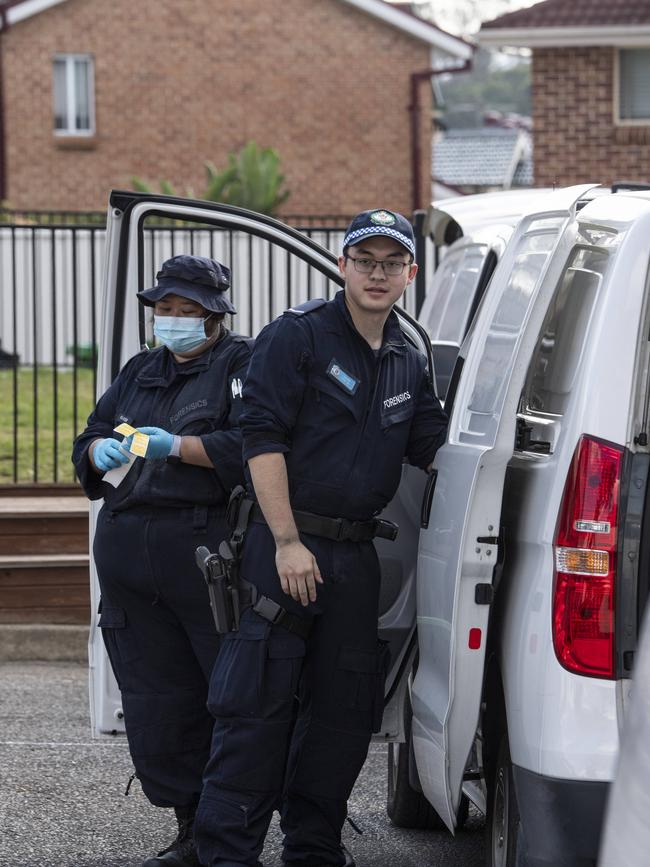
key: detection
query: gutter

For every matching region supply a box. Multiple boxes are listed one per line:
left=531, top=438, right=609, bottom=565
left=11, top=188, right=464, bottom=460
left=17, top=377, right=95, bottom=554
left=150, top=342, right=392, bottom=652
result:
left=479, top=24, right=650, bottom=49
left=409, top=59, right=471, bottom=213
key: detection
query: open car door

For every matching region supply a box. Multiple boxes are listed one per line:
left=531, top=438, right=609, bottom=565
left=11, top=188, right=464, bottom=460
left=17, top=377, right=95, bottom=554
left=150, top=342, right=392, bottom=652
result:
left=89, top=191, right=433, bottom=736
left=410, top=185, right=598, bottom=830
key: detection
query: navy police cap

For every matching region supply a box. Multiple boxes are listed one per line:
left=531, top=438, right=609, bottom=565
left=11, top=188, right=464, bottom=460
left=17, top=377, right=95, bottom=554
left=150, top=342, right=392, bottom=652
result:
left=137, top=254, right=236, bottom=314
left=343, top=209, right=415, bottom=258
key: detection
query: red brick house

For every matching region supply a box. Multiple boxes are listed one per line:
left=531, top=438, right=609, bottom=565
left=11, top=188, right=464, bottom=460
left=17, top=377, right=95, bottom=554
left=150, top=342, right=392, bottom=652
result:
left=0, top=0, right=471, bottom=215
left=480, top=0, right=650, bottom=188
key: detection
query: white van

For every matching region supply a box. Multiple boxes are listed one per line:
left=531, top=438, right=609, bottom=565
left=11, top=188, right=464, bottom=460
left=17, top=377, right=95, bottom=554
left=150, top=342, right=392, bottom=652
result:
left=387, top=183, right=650, bottom=867
left=90, top=186, right=647, bottom=867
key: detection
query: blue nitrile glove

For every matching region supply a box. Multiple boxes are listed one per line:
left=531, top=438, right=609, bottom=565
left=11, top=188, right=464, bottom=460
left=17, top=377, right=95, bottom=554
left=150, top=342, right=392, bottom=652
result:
left=136, top=426, right=175, bottom=460
left=93, top=438, right=130, bottom=473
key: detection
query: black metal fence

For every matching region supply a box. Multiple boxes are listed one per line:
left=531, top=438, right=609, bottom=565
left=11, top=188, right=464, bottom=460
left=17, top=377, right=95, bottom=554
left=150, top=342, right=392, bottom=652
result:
left=0, top=209, right=353, bottom=228
left=0, top=210, right=428, bottom=486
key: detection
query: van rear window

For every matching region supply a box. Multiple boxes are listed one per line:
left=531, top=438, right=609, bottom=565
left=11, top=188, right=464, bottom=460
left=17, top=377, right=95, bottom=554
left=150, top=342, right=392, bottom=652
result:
left=521, top=247, right=609, bottom=416
left=421, top=242, right=488, bottom=343
left=462, top=228, right=559, bottom=435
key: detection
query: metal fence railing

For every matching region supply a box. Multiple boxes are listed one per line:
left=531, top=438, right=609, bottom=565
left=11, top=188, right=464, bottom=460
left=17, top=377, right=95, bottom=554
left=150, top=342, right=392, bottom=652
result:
left=0, top=209, right=353, bottom=229
left=0, top=210, right=429, bottom=485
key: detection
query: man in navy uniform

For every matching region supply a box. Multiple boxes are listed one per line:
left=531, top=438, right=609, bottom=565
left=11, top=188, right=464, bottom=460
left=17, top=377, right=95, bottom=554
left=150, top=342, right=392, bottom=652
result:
left=195, top=210, right=448, bottom=867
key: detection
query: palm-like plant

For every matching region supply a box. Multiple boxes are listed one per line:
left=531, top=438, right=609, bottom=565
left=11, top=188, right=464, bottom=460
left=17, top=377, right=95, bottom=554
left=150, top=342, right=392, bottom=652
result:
left=131, top=141, right=290, bottom=216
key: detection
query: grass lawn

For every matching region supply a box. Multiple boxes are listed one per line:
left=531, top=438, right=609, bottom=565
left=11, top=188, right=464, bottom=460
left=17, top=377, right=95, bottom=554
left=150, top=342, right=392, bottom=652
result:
left=0, top=366, right=96, bottom=484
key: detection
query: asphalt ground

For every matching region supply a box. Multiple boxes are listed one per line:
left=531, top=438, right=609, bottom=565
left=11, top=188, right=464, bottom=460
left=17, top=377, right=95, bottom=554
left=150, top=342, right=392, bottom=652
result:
left=0, top=661, right=486, bottom=867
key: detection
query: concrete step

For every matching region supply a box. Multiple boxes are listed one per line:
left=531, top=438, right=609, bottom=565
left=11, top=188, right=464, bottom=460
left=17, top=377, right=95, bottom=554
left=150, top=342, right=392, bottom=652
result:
left=0, top=623, right=88, bottom=661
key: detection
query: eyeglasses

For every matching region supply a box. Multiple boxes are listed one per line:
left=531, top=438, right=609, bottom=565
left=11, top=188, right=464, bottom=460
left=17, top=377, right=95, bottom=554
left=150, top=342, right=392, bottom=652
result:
left=346, top=256, right=410, bottom=276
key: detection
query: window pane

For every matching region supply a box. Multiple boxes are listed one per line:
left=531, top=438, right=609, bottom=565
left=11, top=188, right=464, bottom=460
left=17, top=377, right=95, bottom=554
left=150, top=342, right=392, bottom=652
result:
left=53, top=58, right=67, bottom=131
left=465, top=232, right=557, bottom=420
left=74, top=59, right=90, bottom=130
left=522, top=246, right=610, bottom=417
left=53, top=55, right=93, bottom=133
left=620, top=49, right=650, bottom=120
left=457, top=218, right=565, bottom=443
left=438, top=245, right=487, bottom=342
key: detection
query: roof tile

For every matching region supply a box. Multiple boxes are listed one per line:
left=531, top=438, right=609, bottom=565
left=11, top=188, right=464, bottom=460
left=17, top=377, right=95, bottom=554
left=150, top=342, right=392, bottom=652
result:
left=433, top=128, right=531, bottom=187
left=482, top=0, right=650, bottom=30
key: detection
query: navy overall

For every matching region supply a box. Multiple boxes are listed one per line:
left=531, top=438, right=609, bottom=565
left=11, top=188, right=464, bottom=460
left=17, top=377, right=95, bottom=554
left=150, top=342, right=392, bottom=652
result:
left=73, top=331, right=251, bottom=808
left=195, top=293, right=447, bottom=866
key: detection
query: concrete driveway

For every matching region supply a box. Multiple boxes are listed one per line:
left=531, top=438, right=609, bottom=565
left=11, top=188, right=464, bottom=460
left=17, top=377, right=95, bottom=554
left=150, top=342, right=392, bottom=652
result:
left=0, top=660, right=485, bottom=867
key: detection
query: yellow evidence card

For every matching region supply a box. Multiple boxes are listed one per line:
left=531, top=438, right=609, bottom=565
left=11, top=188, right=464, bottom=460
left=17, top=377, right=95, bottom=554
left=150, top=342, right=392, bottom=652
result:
left=129, top=431, right=150, bottom=458
left=114, top=423, right=137, bottom=437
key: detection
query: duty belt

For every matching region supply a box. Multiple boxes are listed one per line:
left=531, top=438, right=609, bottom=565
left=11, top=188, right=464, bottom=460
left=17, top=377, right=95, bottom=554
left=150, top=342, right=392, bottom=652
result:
left=250, top=504, right=398, bottom=543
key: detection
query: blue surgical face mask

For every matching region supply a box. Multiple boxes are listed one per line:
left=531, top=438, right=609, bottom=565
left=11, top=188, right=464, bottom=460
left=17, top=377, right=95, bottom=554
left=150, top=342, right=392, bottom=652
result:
left=153, top=315, right=210, bottom=353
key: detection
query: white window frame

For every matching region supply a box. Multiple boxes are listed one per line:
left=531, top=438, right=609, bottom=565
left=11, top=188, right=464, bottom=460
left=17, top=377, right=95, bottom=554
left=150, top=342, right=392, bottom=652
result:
left=52, top=53, right=95, bottom=136
left=614, top=47, right=650, bottom=127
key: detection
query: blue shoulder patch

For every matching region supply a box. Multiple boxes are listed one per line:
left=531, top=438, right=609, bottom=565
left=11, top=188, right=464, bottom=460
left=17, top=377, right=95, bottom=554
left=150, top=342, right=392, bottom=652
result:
left=285, top=298, right=327, bottom=316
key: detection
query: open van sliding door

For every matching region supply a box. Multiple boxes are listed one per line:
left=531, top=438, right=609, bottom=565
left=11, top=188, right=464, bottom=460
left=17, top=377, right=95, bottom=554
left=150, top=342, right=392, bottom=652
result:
left=89, top=191, right=433, bottom=737
left=411, top=185, right=597, bottom=830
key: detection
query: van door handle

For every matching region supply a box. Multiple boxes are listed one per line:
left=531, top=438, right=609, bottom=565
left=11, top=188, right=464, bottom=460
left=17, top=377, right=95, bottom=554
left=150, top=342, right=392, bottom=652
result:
left=420, top=469, right=438, bottom=529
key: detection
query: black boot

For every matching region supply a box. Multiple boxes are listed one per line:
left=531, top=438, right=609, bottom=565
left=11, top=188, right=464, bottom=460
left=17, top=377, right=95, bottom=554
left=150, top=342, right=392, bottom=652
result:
left=141, top=805, right=202, bottom=867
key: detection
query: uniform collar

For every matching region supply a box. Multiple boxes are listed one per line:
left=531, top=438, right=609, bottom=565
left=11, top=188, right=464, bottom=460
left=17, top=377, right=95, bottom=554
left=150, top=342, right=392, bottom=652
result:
left=135, top=329, right=229, bottom=387
left=332, top=289, right=406, bottom=355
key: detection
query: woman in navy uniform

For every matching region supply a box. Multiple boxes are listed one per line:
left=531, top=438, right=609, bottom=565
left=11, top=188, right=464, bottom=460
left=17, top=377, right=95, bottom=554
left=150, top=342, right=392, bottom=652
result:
left=73, top=255, right=251, bottom=867
left=195, top=212, right=448, bottom=867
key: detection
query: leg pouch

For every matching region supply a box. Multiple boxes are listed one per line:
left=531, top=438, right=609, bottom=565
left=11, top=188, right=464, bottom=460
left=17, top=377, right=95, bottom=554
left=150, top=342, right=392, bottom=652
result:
left=205, top=612, right=306, bottom=791
left=265, top=629, right=306, bottom=706
left=208, top=610, right=306, bottom=720
left=334, top=640, right=391, bottom=734
left=207, top=612, right=269, bottom=719
left=98, top=604, right=139, bottom=684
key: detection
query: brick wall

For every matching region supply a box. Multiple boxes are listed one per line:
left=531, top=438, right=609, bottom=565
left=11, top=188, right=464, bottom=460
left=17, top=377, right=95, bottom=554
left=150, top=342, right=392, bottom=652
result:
left=2, top=0, right=434, bottom=215
left=533, top=46, right=650, bottom=186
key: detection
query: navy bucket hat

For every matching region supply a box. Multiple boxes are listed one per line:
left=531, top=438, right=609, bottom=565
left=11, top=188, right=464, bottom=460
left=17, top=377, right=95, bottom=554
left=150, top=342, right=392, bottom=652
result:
left=137, top=255, right=236, bottom=314
left=343, top=209, right=415, bottom=258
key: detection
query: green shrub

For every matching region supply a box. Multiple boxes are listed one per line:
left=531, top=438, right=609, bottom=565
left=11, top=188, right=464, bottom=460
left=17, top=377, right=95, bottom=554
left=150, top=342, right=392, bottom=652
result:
left=131, top=140, right=290, bottom=216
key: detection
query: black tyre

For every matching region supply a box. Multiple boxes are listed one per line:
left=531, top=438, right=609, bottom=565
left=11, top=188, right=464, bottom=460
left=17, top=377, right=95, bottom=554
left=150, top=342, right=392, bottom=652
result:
left=486, top=733, right=520, bottom=867
left=387, top=694, right=469, bottom=830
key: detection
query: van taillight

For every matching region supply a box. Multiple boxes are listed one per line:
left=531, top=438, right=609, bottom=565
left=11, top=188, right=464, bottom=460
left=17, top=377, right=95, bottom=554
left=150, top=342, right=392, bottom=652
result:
left=553, top=436, right=622, bottom=679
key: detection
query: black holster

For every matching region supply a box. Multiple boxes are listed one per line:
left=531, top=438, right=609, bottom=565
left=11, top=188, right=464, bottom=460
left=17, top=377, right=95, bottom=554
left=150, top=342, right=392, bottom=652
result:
left=195, top=541, right=246, bottom=634
left=195, top=487, right=254, bottom=634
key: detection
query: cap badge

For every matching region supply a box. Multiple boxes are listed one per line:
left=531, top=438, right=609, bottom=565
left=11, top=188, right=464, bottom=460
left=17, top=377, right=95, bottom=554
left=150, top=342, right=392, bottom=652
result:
left=370, top=210, right=396, bottom=226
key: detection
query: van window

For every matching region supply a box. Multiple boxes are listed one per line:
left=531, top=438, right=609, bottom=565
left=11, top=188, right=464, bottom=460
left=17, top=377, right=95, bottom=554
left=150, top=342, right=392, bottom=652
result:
left=421, top=241, right=488, bottom=343
left=521, top=246, right=609, bottom=417
left=460, top=226, right=561, bottom=440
